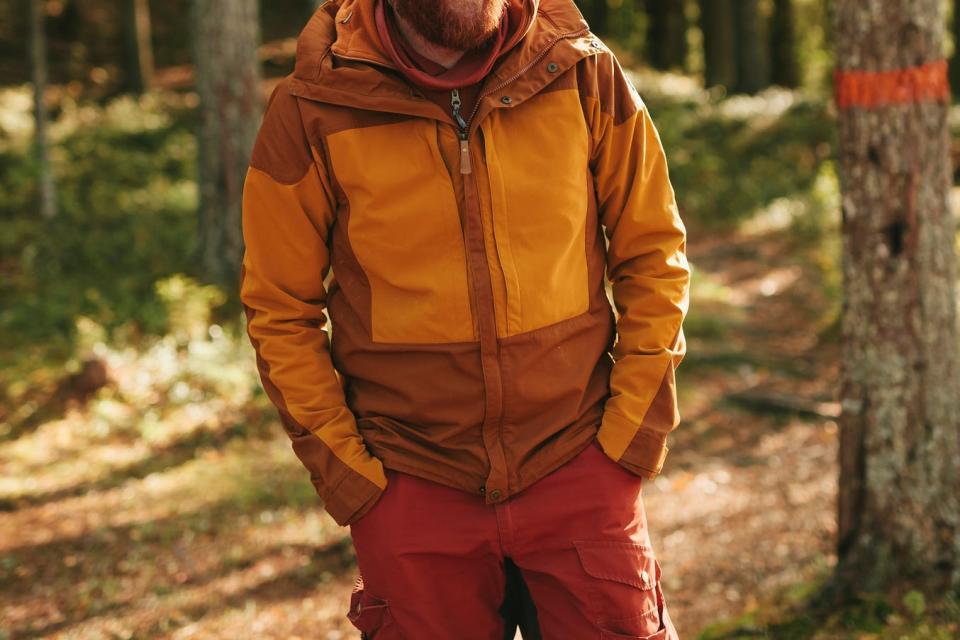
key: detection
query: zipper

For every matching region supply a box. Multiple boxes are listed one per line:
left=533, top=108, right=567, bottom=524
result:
left=447, top=26, right=592, bottom=499
left=450, top=89, right=472, bottom=174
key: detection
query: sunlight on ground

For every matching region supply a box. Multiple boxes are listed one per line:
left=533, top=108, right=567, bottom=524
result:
left=0, top=307, right=357, bottom=638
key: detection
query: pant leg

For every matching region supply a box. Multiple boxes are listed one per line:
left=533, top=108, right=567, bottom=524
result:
left=347, top=468, right=509, bottom=639
left=508, top=440, right=680, bottom=640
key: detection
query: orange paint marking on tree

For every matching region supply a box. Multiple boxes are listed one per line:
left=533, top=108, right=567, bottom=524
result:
left=833, top=60, right=950, bottom=109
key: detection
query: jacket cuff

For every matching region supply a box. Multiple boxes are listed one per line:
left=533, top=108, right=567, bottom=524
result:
left=616, top=429, right=669, bottom=478
left=599, top=411, right=670, bottom=479
left=288, top=428, right=387, bottom=526
left=319, top=469, right=385, bottom=526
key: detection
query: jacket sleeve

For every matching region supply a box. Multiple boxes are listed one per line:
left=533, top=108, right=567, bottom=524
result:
left=583, top=50, right=691, bottom=478
left=239, top=77, right=387, bottom=525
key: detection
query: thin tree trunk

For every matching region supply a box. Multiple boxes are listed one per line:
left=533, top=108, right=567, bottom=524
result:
left=732, top=0, right=767, bottom=94
left=770, top=0, right=798, bottom=88
left=834, top=0, right=960, bottom=592
left=699, top=0, right=736, bottom=89
left=644, top=0, right=687, bottom=71
left=123, top=0, right=155, bottom=93
left=590, top=0, right=610, bottom=38
left=951, top=0, right=960, bottom=97
left=29, top=0, right=56, bottom=220
left=191, top=0, right=262, bottom=287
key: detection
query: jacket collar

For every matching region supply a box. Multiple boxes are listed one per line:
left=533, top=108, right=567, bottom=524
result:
left=289, top=0, right=599, bottom=129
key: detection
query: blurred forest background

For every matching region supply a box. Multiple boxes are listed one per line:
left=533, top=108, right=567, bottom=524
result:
left=0, top=1, right=958, bottom=638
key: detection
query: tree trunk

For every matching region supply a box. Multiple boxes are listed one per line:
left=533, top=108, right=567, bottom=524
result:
left=951, top=0, right=960, bottom=97
left=191, top=0, right=262, bottom=287
left=732, top=0, right=767, bottom=94
left=644, top=0, right=687, bottom=71
left=29, top=0, right=56, bottom=220
left=834, top=0, right=960, bottom=592
left=589, top=0, right=610, bottom=38
left=769, top=0, right=798, bottom=88
left=576, top=0, right=610, bottom=37
left=123, top=0, right=155, bottom=93
left=699, top=0, right=736, bottom=89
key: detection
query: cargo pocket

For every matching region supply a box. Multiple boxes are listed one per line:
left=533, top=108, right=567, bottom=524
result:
left=573, top=540, right=667, bottom=639
left=347, top=575, right=403, bottom=639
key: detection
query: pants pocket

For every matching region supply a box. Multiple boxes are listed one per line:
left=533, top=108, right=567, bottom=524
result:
left=347, top=574, right=403, bottom=639
left=573, top=539, right=666, bottom=638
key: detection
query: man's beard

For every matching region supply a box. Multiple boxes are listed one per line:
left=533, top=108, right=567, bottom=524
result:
left=390, top=0, right=508, bottom=51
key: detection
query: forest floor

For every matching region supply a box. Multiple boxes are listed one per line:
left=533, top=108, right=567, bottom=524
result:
left=0, top=219, right=848, bottom=639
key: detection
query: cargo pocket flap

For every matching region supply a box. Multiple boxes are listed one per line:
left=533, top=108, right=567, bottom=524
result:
left=573, top=539, right=658, bottom=591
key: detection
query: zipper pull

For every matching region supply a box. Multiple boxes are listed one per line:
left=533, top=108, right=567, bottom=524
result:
left=450, top=88, right=471, bottom=174
left=450, top=88, right=468, bottom=131
left=459, top=138, right=472, bottom=175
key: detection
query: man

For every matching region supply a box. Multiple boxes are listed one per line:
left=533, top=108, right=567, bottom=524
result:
left=239, top=0, right=690, bottom=636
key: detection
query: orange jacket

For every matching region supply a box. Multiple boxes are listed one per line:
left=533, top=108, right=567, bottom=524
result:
left=240, top=0, right=690, bottom=526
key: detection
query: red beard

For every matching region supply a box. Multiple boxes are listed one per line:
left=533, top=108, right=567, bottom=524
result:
left=390, top=0, right=508, bottom=51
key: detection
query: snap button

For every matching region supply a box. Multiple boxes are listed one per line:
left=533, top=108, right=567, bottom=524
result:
left=500, top=96, right=512, bottom=105
left=590, top=39, right=602, bottom=49
left=490, top=489, right=502, bottom=500
left=547, top=62, right=559, bottom=73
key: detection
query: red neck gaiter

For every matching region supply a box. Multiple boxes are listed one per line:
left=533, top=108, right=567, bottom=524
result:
left=374, top=0, right=521, bottom=90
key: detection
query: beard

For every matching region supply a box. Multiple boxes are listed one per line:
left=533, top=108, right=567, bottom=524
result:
left=390, top=0, right=508, bottom=51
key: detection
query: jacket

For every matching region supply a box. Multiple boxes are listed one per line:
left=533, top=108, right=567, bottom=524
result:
left=239, top=0, right=691, bottom=526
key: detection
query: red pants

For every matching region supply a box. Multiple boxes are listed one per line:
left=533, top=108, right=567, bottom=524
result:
left=347, top=438, right=680, bottom=639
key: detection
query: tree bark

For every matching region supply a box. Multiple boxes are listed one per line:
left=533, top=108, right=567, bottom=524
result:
left=29, top=0, right=56, bottom=220
left=769, top=0, right=798, bottom=88
left=191, top=0, right=262, bottom=287
left=644, top=0, right=687, bottom=71
left=123, top=0, right=155, bottom=93
left=834, top=0, right=960, bottom=592
left=699, top=0, right=736, bottom=89
left=951, top=0, right=960, bottom=97
left=732, top=0, right=767, bottom=94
